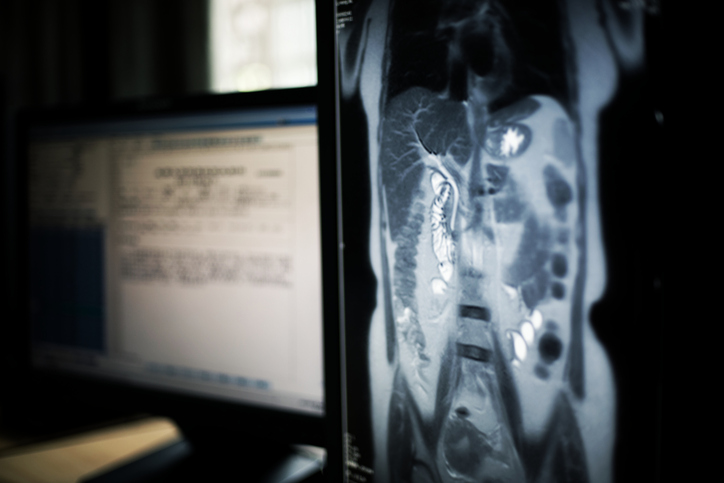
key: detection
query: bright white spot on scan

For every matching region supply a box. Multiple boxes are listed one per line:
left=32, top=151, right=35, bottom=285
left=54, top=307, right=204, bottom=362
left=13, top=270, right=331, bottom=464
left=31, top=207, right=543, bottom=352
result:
left=501, top=126, right=525, bottom=157
left=396, top=306, right=413, bottom=326
left=503, top=284, right=518, bottom=301
left=520, top=321, right=535, bottom=346
left=431, top=171, right=447, bottom=194
left=431, top=277, right=447, bottom=295
left=508, top=330, right=527, bottom=361
left=530, top=309, right=543, bottom=330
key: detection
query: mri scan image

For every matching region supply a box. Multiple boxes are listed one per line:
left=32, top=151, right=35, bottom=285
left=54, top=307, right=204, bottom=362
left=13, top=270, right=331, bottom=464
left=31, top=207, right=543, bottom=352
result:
left=335, top=0, right=657, bottom=482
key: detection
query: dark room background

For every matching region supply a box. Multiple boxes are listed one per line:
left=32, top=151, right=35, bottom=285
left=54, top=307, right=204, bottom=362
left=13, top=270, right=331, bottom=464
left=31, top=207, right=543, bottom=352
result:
left=0, top=0, right=214, bottom=434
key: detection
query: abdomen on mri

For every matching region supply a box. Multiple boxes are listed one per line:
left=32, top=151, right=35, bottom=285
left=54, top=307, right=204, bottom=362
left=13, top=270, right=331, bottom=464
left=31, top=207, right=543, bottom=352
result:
left=335, top=0, right=655, bottom=482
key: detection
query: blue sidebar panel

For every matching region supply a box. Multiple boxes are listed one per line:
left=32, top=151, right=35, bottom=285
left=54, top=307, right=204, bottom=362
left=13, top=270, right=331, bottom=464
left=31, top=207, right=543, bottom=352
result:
left=29, top=227, right=105, bottom=352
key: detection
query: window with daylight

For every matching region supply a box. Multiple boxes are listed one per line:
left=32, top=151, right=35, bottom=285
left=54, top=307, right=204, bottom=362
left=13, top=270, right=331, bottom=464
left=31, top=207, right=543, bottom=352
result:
left=210, top=0, right=317, bottom=93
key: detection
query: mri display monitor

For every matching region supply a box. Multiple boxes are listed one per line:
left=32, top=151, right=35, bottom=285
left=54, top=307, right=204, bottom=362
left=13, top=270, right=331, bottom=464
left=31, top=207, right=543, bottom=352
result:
left=331, top=0, right=662, bottom=482
left=19, top=87, right=330, bottom=466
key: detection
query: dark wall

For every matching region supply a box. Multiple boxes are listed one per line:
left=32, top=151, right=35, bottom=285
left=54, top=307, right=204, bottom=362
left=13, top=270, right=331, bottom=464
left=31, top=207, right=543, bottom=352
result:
left=2, top=0, right=210, bottom=107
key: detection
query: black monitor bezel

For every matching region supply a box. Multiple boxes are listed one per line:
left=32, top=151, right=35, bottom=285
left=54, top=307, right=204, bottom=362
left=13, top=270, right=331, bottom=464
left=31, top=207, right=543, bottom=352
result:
left=11, top=85, right=337, bottom=448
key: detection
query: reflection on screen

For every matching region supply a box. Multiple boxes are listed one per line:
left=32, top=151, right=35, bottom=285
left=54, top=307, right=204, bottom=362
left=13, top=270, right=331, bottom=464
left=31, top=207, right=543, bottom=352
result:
left=28, top=106, right=324, bottom=416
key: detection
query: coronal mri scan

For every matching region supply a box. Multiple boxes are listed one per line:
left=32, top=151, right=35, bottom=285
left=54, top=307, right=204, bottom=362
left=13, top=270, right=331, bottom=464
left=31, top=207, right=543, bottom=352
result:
left=336, top=0, right=653, bottom=482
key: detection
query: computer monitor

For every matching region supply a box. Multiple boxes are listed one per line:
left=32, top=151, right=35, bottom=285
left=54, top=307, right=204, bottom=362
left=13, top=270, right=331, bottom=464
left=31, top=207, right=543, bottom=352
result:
left=14, top=86, right=339, bottom=480
left=330, top=1, right=662, bottom=482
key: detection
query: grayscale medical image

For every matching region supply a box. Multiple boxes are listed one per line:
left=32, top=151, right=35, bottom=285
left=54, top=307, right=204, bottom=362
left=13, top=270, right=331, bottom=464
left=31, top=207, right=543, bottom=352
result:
left=336, top=0, right=655, bottom=482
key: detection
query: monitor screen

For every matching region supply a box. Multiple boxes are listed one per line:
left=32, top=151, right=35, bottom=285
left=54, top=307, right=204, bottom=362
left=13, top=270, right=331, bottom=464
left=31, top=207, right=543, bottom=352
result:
left=24, top=96, right=324, bottom=418
left=330, top=0, right=661, bottom=482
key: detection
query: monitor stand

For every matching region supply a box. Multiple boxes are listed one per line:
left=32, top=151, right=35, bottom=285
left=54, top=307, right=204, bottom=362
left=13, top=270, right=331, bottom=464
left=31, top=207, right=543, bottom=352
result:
left=81, top=424, right=325, bottom=483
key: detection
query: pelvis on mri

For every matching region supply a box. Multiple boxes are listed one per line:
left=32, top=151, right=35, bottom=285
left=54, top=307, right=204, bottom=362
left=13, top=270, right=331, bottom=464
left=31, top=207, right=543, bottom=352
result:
left=337, top=0, right=627, bottom=482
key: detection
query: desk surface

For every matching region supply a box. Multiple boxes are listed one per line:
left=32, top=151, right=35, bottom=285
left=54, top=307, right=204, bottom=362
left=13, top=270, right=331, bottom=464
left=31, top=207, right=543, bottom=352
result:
left=0, top=417, right=180, bottom=483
